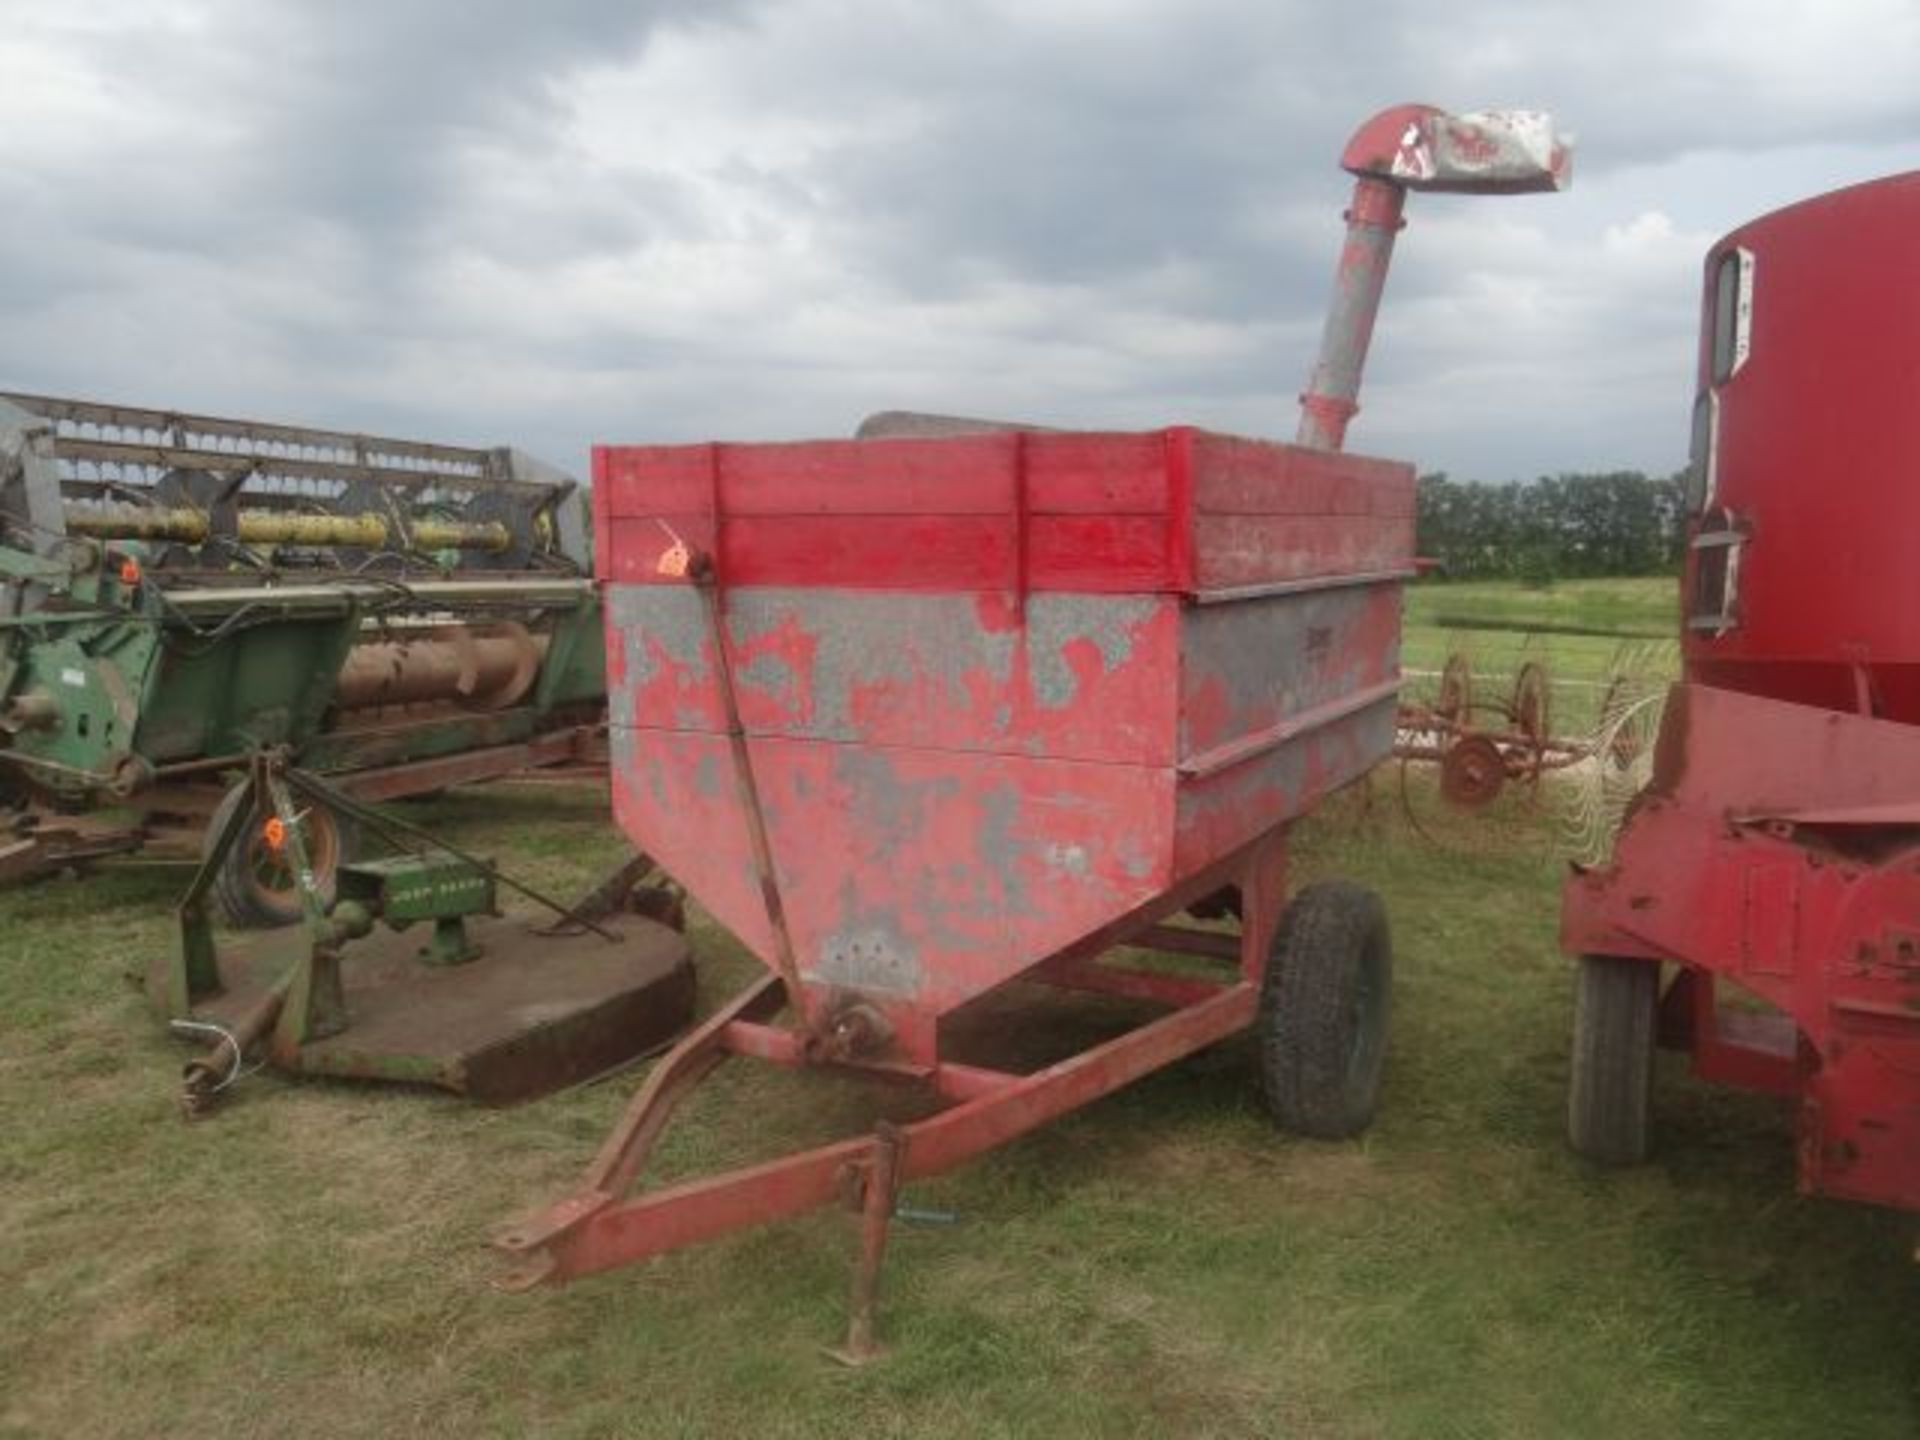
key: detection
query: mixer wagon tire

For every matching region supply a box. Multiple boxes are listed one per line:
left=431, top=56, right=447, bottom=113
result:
left=205, top=781, right=357, bottom=929
left=1258, top=881, right=1392, bottom=1139
left=1568, top=954, right=1659, bottom=1165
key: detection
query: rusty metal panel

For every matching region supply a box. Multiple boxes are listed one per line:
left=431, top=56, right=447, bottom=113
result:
left=1178, top=584, right=1401, bottom=762
left=606, top=585, right=1180, bottom=765
left=608, top=726, right=1173, bottom=1036
left=1174, top=699, right=1395, bottom=874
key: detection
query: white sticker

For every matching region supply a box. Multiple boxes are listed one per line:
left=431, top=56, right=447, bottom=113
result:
left=60, top=668, right=86, bottom=687
left=1731, top=246, right=1756, bottom=376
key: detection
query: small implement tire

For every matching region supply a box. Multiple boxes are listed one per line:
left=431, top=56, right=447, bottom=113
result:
left=1568, top=954, right=1659, bottom=1165
left=1258, top=881, right=1392, bottom=1139
left=205, top=780, right=356, bottom=929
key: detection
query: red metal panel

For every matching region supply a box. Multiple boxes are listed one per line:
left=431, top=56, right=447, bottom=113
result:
left=1188, top=433, right=1414, bottom=590
left=1651, top=683, right=1920, bottom=816
left=604, top=512, right=1017, bottom=590
left=1191, top=432, right=1415, bottom=517
left=724, top=514, right=1020, bottom=590
left=604, top=433, right=1177, bottom=520
left=719, top=438, right=1018, bottom=515
left=1193, top=514, right=1413, bottom=590
left=608, top=732, right=775, bottom=961
left=1563, top=682, right=1920, bottom=1209
left=1025, top=430, right=1171, bottom=513
left=609, top=513, right=1183, bottom=593
left=600, top=441, right=715, bottom=516
left=595, top=426, right=1411, bottom=596
left=1684, top=173, right=1920, bottom=717
left=1027, top=515, right=1175, bottom=590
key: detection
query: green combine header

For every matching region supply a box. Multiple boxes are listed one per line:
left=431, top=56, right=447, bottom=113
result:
left=0, top=391, right=607, bottom=921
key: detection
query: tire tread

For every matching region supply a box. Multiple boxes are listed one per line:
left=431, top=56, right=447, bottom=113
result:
left=1258, top=880, right=1392, bottom=1139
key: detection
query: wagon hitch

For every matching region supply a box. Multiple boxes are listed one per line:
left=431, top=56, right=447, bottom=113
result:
left=1298, top=105, right=1572, bottom=453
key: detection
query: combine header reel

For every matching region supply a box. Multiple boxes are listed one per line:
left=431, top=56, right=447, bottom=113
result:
left=149, top=752, right=694, bottom=1114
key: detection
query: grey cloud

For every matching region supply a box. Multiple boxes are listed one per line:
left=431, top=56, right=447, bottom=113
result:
left=0, top=0, right=1916, bottom=485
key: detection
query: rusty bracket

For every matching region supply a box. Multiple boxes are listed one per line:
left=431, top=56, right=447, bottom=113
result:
left=685, top=549, right=819, bottom=1035
left=826, top=1121, right=904, bottom=1367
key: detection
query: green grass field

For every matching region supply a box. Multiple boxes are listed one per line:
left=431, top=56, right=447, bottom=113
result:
left=3, top=579, right=1915, bottom=1439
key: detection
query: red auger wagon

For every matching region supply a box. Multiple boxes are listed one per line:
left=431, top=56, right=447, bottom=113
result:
left=497, top=105, right=1571, bottom=1356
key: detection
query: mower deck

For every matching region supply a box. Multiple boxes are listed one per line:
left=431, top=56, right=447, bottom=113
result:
left=194, top=912, right=694, bottom=1104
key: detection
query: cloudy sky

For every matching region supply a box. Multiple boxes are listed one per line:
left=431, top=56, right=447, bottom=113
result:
left=1, top=1, right=1915, bottom=483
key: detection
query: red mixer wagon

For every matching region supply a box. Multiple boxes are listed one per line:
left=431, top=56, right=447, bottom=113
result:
left=1563, top=172, right=1920, bottom=1210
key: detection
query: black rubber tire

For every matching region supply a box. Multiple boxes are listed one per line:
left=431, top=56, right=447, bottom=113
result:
left=1258, top=881, right=1393, bottom=1139
left=204, top=781, right=355, bottom=929
left=1568, top=954, right=1660, bottom=1165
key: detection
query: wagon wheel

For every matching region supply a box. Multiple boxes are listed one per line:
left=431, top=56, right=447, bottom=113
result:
left=1257, top=881, right=1392, bottom=1139
left=1439, top=733, right=1506, bottom=810
left=1510, top=661, right=1552, bottom=787
left=1568, top=954, right=1660, bottom=1165
left=205, top=779, right=356, bottom=928
left=1435, top=652, right=1474, bottom=727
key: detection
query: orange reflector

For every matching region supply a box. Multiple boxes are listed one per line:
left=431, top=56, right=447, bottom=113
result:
left=657, top=537, right=691, bottom=578
left=262, top=816, right=287, bottom=851
left=118, top=557, right=141, bottom=586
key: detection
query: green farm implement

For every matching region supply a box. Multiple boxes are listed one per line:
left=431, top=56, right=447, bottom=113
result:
left=153, top=754, right=693, bottom=1112
left=0, top=391, right=609, bottom=922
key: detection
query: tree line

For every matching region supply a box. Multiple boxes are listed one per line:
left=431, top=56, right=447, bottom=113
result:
left=1415, top=470, right=1688, bottom=581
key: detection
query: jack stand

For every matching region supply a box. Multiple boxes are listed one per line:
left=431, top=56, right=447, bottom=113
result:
left=827, top=1122, right=903, bottom=1367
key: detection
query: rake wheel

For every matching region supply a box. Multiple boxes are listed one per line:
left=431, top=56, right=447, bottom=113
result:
left=1439, top=733, right=1507, bottom=810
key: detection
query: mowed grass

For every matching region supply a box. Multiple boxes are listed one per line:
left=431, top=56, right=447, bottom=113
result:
left=2, top=579, right=1916, bottom=1439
